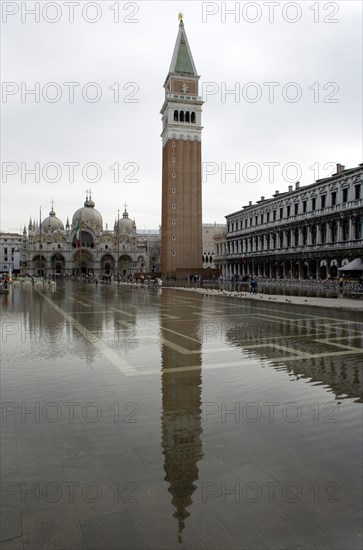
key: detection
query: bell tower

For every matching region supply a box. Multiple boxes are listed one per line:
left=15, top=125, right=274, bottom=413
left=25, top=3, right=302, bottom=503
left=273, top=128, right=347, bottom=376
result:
left=160, top=15, right=203, bottom=275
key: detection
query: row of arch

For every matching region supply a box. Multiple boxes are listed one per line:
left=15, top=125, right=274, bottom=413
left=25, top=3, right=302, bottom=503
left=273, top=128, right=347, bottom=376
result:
left=173, top=110, right=196, bottom=123
left=220, top=257, right=352, bottom=280
left=25, top=252, right=146, bottom=275
left=223, top=218, right=362, bottom=256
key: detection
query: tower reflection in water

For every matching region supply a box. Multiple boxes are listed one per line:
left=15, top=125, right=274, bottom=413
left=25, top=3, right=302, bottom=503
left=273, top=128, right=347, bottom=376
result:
left=160, top=294, right=204, bottom=543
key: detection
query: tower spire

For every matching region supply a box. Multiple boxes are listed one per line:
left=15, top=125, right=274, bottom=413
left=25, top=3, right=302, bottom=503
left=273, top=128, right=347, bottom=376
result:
left=168, top=17, right=197, bottom=76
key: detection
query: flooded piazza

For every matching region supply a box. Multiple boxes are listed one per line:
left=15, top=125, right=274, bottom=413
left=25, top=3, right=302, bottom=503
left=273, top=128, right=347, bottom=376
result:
left=1, top=281, right=362, bottom=550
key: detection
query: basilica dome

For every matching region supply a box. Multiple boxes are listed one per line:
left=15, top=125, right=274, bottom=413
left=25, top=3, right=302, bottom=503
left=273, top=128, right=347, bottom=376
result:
left=72, top=196, right=103, bottom=231
left=118, top=209, right=136, bottom=235
left=41, top=207, right=64, bottom=231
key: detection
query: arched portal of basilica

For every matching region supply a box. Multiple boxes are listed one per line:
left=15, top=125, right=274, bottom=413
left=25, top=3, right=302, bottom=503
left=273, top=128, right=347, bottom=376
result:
left=73, top=249, right=94, bottom=275
left=119, top=255, right=133, bottom=277
left=100, top=254, right=115, bottom=275
left=50, top=254, right=66, bottom=275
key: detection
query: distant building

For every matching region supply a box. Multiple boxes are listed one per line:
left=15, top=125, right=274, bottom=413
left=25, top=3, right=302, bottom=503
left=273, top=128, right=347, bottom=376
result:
left=202, top=223, right=226, bottom=268
left=20, top=195, right=219, bottom=278
left=21, top=197, right=161, bottom=277
left=214, top=163, right=363, bottom=280
left=0, top=232, right=22, bottom=274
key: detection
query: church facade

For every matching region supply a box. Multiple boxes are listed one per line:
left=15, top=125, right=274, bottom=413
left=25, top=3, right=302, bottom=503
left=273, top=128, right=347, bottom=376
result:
left=21, top=196, right=161, bottom=277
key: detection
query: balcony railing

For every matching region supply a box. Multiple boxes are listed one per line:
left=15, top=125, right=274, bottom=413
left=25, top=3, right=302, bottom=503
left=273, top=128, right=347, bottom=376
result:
left=222, top=239, right=363, bottom=260
left=227, top=199, right=363, bottom=237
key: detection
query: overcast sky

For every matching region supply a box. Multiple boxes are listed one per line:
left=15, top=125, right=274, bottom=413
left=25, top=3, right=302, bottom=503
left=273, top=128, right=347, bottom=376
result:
left=1, top=0, right=362, bottom=233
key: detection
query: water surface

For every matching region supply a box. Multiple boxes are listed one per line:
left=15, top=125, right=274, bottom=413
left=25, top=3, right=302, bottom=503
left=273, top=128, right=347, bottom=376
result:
left=1, top=281, right=362, bottom=549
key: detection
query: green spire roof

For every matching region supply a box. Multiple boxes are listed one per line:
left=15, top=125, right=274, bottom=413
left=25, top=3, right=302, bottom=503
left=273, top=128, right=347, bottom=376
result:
left=169, top=21, right=197, bottom=76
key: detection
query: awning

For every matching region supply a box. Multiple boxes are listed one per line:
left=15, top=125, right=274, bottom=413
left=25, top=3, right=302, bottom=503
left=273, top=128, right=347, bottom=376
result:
left=338, top=258, right=363, bottom=271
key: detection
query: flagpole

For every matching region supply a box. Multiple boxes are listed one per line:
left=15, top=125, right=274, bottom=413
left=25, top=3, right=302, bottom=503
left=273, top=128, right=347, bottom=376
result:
left=39, top=206, right=42, bottom=276
left=80, top=207, right=82, bottom=276
left=117, top=209, right=120, bottom=284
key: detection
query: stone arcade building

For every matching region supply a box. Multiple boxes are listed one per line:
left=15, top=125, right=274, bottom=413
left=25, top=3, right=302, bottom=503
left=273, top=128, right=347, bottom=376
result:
left=214, top=163, right=363, bottom=280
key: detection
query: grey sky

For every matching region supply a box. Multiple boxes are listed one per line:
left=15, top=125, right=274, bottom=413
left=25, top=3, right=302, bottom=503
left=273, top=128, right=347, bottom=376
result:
left=1, top=0, right=362, bottom=233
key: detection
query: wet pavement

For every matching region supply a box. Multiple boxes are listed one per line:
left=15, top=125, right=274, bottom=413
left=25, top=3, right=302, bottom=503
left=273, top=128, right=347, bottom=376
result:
left=1, top=281, right=362, bottom=550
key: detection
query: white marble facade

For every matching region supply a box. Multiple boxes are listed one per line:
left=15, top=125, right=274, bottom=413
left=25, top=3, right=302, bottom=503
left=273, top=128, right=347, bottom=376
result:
left=21, top=196, right=161, bottom=277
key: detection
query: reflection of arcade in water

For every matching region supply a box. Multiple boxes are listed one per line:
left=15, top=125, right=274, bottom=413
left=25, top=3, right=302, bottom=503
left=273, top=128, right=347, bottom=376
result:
left=160, top=294, right=204, bottom=542
left=224, top=314, right=363, bottom=402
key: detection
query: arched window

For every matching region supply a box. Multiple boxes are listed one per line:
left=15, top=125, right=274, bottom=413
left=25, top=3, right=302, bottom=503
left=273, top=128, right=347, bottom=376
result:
left=321, top=224, right=326, bottom=243
left=191, top=112, right=196, bottom=123
left=331, top=221, right=337, bottom=242
left=185, top=111, right=190, bottom=123
left=311, top=225, right=317, bottom=244
left=302, top=227, right=308, bottom=245
left=342, top=219, right=349, bottom=241
left=354, top=217, right=361, bottom=239
left=180, top=111, right=184, bottom=122
left=294, top=228, right=299, bottom=245
left=174, top=110, right=178, bottom=122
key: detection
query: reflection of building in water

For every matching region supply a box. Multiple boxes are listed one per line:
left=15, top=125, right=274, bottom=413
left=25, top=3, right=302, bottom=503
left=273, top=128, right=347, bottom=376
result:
left=18, top=286, right=66, bottom=354
left=160, top=293, right=204, bottom=542
left=223, top=315, right=363, bottom=402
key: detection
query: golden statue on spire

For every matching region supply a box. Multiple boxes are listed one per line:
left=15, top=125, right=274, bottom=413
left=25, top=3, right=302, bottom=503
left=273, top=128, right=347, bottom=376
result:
left=178, top=12, right=183, bottom=22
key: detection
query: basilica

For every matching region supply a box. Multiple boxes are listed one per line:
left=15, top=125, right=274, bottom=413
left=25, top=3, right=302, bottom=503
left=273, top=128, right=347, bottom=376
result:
left=21, top=195, right=161, bottom=277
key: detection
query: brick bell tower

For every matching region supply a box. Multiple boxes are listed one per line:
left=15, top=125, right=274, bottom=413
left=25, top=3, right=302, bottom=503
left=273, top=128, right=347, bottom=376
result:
left=160, top=15, right=203, bottom=275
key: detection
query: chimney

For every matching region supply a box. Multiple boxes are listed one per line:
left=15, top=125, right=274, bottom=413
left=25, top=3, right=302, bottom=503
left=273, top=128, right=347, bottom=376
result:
left=249, top=201, right=252, bottom=206
left=336, top=163, right=345, bottom=174
left=275, top=190, right=279, bottom=195
left=261, top=196, right=265, bottom=201
left=295, top=181, right=300, bottom=190
left=288, top=185, right=293, bottom=192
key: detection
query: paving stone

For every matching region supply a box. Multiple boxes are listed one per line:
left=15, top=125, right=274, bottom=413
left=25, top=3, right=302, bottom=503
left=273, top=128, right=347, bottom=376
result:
left=80, top=510, right=146, bottom=550
left=22, top=506, right=85, bottom=550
